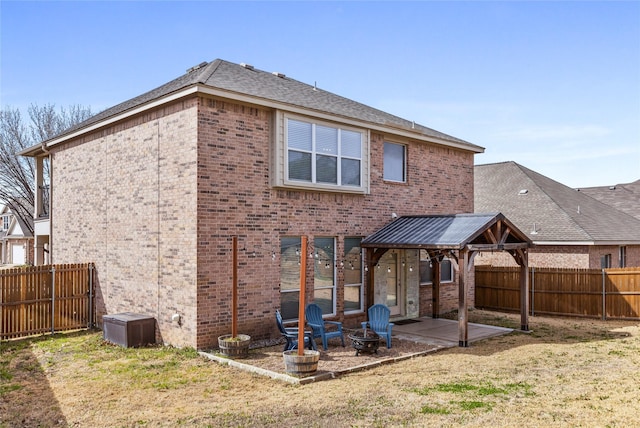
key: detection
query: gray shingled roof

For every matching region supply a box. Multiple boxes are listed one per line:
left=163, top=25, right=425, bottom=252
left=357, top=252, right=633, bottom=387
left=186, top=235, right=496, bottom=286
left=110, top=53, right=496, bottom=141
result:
left=474, top=162, right=640, bottom=243
left=38, top=59, right=481, bottom=151
left=577, top=180, right=640, bottom=221
left=361, top=213, right=530, bottom=250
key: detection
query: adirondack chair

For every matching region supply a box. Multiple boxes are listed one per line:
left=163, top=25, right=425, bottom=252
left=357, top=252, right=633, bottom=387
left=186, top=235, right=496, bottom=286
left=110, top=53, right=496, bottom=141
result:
left=305, top=303, right=345, bottom=350
left=361, top=304, right=394, bottom=348
left=275, top=310, right=316, bottom=351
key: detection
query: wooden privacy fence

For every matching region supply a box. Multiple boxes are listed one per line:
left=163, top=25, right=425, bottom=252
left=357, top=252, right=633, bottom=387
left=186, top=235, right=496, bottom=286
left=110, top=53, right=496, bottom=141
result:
left=476, top=266, right=640, bottom=320
left=0, top=263, right=95, bottom=340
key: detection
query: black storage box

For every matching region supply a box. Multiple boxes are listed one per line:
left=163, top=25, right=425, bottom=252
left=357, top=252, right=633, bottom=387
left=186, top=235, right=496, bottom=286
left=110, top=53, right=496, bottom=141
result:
left=103, top=312, right=156, bottom=348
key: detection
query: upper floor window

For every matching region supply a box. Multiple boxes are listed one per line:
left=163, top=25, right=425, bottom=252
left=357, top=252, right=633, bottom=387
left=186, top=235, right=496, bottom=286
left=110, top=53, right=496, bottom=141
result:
left=601, top=254, right=612, bottom=269
left=1, top=215, right=9, bottom=231
left=619, top=246, right=627, bottom=268
left=383, top=142, right=406, bottom=182
left=288, top=118, right=362, bottom=187
left=273, top=112, right=369, bottom=194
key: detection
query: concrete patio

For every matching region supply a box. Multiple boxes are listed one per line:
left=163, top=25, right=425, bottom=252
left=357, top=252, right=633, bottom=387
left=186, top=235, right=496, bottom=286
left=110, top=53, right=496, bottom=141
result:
left=392, top=317, right=514, bottom=347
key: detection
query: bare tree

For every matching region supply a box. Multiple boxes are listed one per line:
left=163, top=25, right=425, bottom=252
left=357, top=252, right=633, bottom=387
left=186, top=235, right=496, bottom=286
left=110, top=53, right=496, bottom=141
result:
left=0, top=104, right=92, bottom=234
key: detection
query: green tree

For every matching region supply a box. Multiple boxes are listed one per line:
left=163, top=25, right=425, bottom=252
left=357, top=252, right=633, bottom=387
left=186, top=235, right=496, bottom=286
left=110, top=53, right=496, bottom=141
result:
left=0, top=104, right=92, bottom=233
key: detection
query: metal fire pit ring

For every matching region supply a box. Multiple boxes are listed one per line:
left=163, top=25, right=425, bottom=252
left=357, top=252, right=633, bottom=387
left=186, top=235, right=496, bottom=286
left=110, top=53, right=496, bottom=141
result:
left=348, top=330, right=381, bottom=356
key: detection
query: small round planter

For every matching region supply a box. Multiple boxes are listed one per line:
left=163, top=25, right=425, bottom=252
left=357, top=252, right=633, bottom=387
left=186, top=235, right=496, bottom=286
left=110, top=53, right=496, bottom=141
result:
left=218, top=334, right=251, bottom=359
left=282, top=349, right=320, bottom=376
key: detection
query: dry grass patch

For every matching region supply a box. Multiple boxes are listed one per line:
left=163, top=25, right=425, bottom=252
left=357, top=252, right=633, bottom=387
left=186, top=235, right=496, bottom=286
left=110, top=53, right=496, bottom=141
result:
left=1, top=310, right=640, bottom=427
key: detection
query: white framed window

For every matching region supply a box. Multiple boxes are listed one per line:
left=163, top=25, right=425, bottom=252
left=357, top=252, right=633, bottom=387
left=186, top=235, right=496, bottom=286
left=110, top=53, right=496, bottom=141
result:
left=314, top=237, right=336, bottom=316
left=273, top=112, right=369, bottom=194
left=280, top=236, right=302, bottom=320
left=619, top=246, right=627, bottom=268
left=419, top=250, right=454, bottom=284
left=343, top=237, right=363, bottom=314
left=383, top=142, right=406, bottom=182
left=1, top=215, right=9, bottom=231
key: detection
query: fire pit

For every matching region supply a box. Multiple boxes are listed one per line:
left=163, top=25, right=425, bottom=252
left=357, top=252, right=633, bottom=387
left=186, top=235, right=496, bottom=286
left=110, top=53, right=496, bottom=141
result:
left=348, top=329, right=381, bottom=356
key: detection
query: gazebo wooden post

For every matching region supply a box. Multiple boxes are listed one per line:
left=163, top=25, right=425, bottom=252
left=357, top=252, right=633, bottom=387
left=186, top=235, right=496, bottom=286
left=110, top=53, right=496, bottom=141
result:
left=366, top=248, right=374, bottom=310
left=432, top=255, right=441, bottom=318
left=458, top=249, right=469, bottom=347
left=298, top=236, right=308, bottom=356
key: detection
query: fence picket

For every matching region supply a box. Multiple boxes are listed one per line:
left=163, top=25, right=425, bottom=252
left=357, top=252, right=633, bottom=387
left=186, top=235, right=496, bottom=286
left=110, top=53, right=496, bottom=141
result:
left=0, top=263, right=94, bottom=340
left=476, top=266, right=640, bottom=319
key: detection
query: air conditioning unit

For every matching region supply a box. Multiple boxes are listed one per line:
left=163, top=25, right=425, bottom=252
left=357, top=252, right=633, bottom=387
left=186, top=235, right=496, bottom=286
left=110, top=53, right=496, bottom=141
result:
left=103, top=313, right=156, bottom=348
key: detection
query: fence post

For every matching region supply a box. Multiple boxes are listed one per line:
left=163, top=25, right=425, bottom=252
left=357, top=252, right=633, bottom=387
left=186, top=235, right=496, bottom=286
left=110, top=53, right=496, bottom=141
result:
left=531, top=267, right=535, bottom=316
left=51, top=266, right=56, bottom=334
left=602, top=269, right=606, bottom=321
left=88, top=264, right=94, bottom=328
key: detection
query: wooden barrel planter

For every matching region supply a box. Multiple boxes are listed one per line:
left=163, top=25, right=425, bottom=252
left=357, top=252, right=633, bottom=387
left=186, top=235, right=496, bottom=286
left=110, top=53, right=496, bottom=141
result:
left=218, top=334, right=251, bottom=359
left=282, top=349, right=320, bottom=376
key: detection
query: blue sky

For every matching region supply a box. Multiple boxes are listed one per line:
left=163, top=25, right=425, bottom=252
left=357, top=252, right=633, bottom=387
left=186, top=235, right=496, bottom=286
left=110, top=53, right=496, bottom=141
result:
left=2, top=1, right=639, bottom=188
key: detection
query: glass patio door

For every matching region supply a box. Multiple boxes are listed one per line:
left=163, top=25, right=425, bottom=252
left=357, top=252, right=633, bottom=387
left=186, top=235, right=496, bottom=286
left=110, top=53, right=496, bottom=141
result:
left=385, top=252, right=403, bottom=316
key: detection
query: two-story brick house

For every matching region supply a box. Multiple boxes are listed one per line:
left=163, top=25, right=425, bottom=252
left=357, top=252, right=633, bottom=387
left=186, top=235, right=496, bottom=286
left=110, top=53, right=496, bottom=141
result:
left=20, top=59, right=486, bottom=348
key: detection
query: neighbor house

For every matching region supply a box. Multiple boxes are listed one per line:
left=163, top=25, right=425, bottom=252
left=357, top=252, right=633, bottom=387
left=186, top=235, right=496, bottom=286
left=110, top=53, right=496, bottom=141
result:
left=20, top=59, right=494, bottom=349
left=577, top=180, right=640, bottom=221
left=0, top=203, right=34, bottom=266
left=474, top=161, right=640, bottom=269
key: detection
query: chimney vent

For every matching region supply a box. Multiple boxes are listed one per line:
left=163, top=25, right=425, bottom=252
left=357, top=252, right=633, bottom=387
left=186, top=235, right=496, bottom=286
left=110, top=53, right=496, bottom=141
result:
left=272, top=71, right=286, bottom=78
left=240, top=63, right=254, bottom=70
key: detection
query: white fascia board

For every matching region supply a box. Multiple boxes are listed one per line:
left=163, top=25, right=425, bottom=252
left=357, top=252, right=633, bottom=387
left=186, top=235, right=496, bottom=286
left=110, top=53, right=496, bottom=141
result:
left=31, top=84, right=483, bottom=155
left=28, top=87, right=201, bottom=155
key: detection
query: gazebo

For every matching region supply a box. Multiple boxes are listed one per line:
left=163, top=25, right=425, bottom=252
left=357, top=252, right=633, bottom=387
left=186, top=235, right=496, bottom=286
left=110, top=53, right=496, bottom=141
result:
left=361, top=213, right=532, bottom=347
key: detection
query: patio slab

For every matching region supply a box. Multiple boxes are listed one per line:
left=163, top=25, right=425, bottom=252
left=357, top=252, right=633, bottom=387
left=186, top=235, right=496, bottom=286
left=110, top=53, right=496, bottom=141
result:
left=393, top=317, right=513, bottom=346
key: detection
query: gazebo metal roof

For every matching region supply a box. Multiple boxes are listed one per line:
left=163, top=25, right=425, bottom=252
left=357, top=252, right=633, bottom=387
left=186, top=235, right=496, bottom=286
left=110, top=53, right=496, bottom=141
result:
left=361, top=213, right=532, bottom=251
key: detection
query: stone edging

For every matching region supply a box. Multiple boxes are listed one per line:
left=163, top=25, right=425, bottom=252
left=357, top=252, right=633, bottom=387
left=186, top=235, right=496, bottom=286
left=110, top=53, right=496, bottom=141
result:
left=199, top=345, right=447, bottom=385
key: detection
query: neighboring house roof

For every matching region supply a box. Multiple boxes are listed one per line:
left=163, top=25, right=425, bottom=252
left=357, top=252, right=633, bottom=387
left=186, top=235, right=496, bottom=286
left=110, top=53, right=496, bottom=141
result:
left=361, top=213, right=531, bottom=250
left=577, top=180, right=640, bottom=221
left=474, top=161, right=640, bottom=244
left=21, top=59, right=483, bottom=156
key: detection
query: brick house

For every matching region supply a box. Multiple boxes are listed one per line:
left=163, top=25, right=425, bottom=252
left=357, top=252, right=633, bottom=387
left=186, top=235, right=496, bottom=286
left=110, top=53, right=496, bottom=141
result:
left=0, top=203, right=34, bottom=266
left=578, top=180, right=640, bottom=221
left=475, top=161, right=640, bottom=269
left=20, top=59, right=487, bottom=348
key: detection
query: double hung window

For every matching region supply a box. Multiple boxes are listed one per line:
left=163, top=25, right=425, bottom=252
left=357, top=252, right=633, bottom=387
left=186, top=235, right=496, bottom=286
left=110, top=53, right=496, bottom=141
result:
left=280, top=237, right=302, bottom=320
left=383, top=142, right=406, bottom=182
left=419, top=250, right=454, bottom=284
left=313, top=237, right=336, bottom=316
left=343, top=237, right=363, bottom=313
left=285, top=117, right=365, bottom=191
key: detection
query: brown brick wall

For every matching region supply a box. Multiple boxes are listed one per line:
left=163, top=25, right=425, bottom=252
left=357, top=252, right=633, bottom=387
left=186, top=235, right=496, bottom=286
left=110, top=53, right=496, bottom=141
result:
left=194, top=96, right=475, bottom=348
left=49, top=93, right=475, bottom=349
left=51, top=98, right=199, bottom=347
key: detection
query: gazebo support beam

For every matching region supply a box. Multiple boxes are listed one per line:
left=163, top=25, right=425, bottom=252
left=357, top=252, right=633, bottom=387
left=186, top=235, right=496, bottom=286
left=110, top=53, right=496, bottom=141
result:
left=458, top=249, right=469, bottom=347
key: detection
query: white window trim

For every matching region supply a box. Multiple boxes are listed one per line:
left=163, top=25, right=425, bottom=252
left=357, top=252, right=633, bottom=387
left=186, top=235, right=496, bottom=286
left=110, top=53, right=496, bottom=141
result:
left=383, top=141, right=407, bottom=183
left=272, top=111, right=370, bottom=194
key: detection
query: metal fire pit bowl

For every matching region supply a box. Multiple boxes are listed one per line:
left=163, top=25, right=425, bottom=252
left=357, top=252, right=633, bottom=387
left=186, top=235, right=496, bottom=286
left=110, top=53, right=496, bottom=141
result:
left=348, top=329, right=381, bottom=356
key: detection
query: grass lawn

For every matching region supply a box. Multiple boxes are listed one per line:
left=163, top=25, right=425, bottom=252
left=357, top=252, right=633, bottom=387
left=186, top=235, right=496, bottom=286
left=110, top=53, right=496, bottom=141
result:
left=1, top=310, right=639, bottom=427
